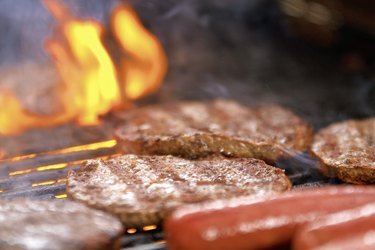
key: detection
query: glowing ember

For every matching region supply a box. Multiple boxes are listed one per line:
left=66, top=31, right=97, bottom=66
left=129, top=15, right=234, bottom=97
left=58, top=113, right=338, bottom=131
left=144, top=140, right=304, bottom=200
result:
left=32, top=180, right=57, bottom=187
left=0, top=0, right=167, bottom=135
left=0, top=139, right=116, bottom=163
left=9, top=169, right=33, bottom=176
left=55, top=193, right=67, bottom=199
left=36, top=163, right=67, bottom=172
left=143, top=225, right=158, bottom=231
left=6, top=153, right=118, bottom=177
left=54, top=139, right=117, bottom=154
left=31, top=178, right=66, bottom=187
left=127, top=228, right=137, bottom=234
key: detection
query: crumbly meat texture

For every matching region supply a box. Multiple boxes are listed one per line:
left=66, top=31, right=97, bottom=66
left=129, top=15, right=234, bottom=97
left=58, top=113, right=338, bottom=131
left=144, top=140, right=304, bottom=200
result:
left=311, top=117, right=375, bottom=184
left=0, top=199, right=123, bottom=250
left=114, top=99, right=312, bottom=163
left=67, top=154, right=291, bottom=228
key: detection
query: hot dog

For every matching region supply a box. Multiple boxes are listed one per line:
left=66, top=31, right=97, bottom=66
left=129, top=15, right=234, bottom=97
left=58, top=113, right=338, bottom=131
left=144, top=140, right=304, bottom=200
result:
left=293, top=202, right=375, bottom=250
left=164, top=186, right=375, bottom=250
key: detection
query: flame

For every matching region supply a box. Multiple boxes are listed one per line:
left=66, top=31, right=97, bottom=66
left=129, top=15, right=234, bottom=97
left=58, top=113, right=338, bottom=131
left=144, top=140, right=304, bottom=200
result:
left=0, top=91, right=67, bottom=135
left=44, top=0, right=121, bottom=125
left=0, top=1, right=167, bottom=135
left=0, top=91, right=35, bottom=135
left=111, top=5, right=168, bottom=100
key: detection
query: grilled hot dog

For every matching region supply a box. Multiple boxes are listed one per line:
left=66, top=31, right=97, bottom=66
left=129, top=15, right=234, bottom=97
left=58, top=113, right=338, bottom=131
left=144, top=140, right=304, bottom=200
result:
left=165, top=186, right=375, bottom=250
left=294, top=202, right=375, bottom=250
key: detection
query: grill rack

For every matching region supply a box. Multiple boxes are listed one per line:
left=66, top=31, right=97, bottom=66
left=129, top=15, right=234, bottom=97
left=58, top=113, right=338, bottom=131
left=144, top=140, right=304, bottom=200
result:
left=0, top=140, right=339, bottom=250
left=0, top=141, right=165, bottom=249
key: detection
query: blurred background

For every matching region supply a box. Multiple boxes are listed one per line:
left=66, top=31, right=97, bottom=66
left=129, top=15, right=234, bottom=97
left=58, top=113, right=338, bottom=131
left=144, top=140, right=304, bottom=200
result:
left=0, top=0, right=373, bottom=131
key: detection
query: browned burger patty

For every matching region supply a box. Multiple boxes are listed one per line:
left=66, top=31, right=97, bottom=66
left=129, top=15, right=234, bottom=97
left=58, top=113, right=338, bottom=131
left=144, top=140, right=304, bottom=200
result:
left=67, top=154, right=291, bottom=228
left=311, top=117, right=375, bottom=184
left=114, top=99, right=312, bottom=163
left=0, top=199, right=123, bottom=250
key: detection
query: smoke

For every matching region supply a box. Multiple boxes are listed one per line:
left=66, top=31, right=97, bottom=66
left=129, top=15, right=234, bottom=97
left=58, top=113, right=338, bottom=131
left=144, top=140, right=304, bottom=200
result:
left=0, top=0, right=117, bottom=66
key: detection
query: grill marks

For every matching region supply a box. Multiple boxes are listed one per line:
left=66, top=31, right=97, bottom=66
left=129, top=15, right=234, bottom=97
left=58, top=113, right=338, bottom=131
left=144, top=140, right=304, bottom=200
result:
left=66, top=155, right=291, bottom=227
left=0, top=199, right=123, bottom=250
left=115, top=99, right=313, bottom=162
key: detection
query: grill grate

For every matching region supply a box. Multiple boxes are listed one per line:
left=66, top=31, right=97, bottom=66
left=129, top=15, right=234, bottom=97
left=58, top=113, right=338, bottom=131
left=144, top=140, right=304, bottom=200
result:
left=0, top=140, right=339, bottom=250
left=0, top=140, right=166, bottom=249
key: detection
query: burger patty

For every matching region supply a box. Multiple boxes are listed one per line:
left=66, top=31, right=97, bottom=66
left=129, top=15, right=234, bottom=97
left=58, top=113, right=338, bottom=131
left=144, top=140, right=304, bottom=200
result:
left=66, top=154, right=291, bottom=228
left=0, top=199, right=123, bottom=250
left=114, top=99, right=312, bottom=163
left=311, top=117, right=375, bottom=184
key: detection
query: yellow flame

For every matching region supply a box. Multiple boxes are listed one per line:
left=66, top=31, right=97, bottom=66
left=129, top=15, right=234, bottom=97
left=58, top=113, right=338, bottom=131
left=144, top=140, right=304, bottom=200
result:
left=44, top=0, right=121, bottom=125
left=112, top=5, right=167, bottom=100
left=0, top=91, right=33, bottom=135
left=0, top=1, right=167, bottom=135
left=0, top=91, right=66, bottom=135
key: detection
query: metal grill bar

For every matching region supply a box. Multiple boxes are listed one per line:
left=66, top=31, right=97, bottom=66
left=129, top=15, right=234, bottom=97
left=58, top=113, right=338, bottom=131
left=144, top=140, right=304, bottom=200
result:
left=0, top=140, right=337, bottom=250
left=0, top=140, right=165, bottom=250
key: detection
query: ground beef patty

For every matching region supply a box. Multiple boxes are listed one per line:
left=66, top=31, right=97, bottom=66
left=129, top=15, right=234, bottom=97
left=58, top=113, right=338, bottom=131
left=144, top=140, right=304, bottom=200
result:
left=311, top=117, right=375, bottom=184
left=67, top=154, right=292, bottom=228
left=114, top=99, right=312, bottom=163
left=0, top=199, right=123, bottom=250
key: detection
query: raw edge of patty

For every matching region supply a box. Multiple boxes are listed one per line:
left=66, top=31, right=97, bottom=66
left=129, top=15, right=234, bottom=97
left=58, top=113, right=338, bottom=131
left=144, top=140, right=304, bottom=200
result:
left=311, top=117, right=375, bottom=184
left=114, top=99, right=313, bottom=163
left=66, top=154, right=292, bottom=228
left=0, top=198, right=123, bottom=250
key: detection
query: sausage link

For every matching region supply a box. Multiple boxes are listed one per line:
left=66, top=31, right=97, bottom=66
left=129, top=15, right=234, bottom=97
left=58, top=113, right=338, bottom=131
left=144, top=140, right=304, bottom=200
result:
left=294, top=202, right=375, bottom=250
left=165, top=186, right=375, bottom=250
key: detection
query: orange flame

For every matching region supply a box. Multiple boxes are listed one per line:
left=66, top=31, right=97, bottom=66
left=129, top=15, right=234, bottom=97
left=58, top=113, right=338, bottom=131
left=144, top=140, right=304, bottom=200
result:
left=44, top=0, right=121, bottom=125
left=0, top=1, right=167, bottom=135
left=0, top=90, right=67, bottom=134
left=111, top=5, right=168, bottom=100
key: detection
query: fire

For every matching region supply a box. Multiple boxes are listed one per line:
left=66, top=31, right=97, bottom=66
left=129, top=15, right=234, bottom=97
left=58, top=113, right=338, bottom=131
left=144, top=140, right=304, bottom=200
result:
left=0, top=0, right=167, bottom=135
left=0, top=90, right=67, bottom=134
left=0, top=91, right=35, bottom=134
left=44, top=0, right=121, bottom=125
left=111, top=5, right=168, bottom=100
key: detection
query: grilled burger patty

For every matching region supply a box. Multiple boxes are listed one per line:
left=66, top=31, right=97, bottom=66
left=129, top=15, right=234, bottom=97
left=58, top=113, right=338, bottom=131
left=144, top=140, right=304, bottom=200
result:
left=114, top=99, right=312, bottom=163
left=311, top=117, right=375, bottom=184
left=66, top=154, right=291, bottom=228
left=0, top=199, right=123, bottom=250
